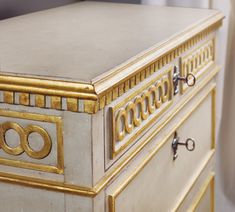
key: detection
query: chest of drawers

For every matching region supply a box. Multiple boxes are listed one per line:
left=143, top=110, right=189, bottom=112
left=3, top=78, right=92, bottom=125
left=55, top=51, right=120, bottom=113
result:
left=0, top=2, right=223, bottom=212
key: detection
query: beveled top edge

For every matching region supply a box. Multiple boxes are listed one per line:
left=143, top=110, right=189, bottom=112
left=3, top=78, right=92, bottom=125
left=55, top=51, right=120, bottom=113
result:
left=92, top=11, right=224, bottom=95
left=0, top=2, right=223, bottom=83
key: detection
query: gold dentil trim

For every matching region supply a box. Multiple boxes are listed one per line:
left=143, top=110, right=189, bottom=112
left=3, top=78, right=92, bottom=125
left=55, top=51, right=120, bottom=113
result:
left=108, top=86, right=216, bottom=212
left=189, top=173, right=215, bottom=211
left=0, top=19, right=222, bottom=114
left=0, top=66, right=219, bottom=197
left=0, top=110, right=64, bottom=174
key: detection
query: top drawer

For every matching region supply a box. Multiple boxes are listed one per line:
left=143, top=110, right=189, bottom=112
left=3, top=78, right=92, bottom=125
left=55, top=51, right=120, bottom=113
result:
left=104, top=35, right=216, bottom=168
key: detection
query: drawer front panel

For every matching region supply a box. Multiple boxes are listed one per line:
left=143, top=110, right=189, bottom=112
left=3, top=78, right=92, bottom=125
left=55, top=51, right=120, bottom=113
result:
left=108, top=88, right=215, bottom=212
left=109, top=66, right=173, bottom=159
left=0, top=109, right=63, bottom=174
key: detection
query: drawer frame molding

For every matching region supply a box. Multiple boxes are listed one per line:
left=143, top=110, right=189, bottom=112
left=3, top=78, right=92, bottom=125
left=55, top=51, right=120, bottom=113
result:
left=0, top=110, right=64, bottom=174
left=108, top=85, right=216, bottom=212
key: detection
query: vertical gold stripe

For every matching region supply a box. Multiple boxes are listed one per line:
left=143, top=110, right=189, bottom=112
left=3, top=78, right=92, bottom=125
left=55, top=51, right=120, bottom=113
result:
left=84, top=100, right=98, bottom=114
left=140, top=70, right=145, bottom=81
left=66, top=98, right=78, bottom=112
left=19, top=93, right=30, bottom=105
left=99, top=96, right=106, bottom=109
left=211, top=176, right=215, bottom=212
left=211, top=88, right=216, bottom=149
left=124, top=80, right=130, bottom=92
left=150, top=64, right=155, bottom=74
left=3, top=91, right=14, bottom=104
left=35, top=95, right=45, bottom=107
left=106, top=91, right=112, bottom=105
left=112, top=87, right=118, bottom=100
left=51, top=96, right=62, bottom=110
left=130, top=77, right=135, bottom=88
left=135, top=73, right=140, bottom=84
left=118, top=84, right=124, bottom=96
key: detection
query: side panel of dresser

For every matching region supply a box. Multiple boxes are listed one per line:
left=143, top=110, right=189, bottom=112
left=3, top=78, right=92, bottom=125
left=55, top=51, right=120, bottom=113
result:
left=105, top=83, right=215, bottom=212
left=0, top=103, right=103, bottom=211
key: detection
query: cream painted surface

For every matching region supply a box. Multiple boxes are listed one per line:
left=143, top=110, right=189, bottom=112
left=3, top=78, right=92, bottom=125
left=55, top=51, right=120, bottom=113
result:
left=92, top=109, right=105, bottom=185
left=63, top=112, right=93, bottom=187
left=109, top=94, right=213, bottom=212
left=0, top=1, right=218, bottom=81
left=0, top=182, right=64, bottom=212
left=65, top=194, right=93, bottom=212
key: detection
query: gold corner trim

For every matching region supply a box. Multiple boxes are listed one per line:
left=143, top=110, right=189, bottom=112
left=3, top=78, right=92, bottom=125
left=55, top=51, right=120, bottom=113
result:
left=108, top=85, right=216, bottom=212
left=0, top=110, right=64, bottom=174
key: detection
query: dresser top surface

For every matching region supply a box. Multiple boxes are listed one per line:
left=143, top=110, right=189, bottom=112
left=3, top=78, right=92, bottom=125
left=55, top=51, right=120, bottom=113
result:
left=0, top=1, right=221, bottom=83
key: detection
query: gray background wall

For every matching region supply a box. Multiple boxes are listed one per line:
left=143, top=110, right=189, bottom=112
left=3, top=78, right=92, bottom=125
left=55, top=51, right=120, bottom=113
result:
left=0, top=0, right=140, bottom=20
left=0, top=0, right=79, bottom=19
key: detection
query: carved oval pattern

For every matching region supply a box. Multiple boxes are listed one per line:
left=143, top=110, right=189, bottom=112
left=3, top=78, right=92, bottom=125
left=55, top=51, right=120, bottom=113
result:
left=115, top=76, right=171, bottom=141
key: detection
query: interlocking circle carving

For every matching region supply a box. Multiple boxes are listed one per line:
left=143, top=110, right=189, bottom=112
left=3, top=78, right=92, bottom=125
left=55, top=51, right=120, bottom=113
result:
left=0, top=122, right=52, bottom=159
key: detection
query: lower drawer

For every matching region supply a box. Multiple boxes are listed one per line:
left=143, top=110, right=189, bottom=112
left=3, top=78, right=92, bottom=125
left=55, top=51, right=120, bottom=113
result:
left=107, top=87, right=215, bottom=212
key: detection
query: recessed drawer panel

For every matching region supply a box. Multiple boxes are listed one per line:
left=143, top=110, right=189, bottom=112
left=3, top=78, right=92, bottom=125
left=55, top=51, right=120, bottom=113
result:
left=107, top=88, right=215, bottom=212
left=109, top=66, right=174, bottom=159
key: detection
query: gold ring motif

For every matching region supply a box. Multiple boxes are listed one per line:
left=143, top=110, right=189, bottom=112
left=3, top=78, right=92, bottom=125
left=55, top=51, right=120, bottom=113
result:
left=0, top=122, right=52, bottom=159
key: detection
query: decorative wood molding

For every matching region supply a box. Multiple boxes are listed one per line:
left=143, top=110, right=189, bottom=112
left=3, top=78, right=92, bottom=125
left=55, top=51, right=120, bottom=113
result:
left=0, top=19, right=222, bottom=114
left=0, top=110, right=64, bottom=174
left=110, top=67, right=173, bottom=158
